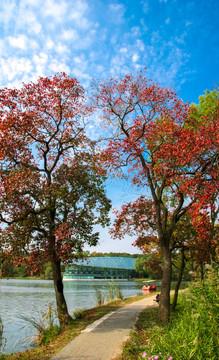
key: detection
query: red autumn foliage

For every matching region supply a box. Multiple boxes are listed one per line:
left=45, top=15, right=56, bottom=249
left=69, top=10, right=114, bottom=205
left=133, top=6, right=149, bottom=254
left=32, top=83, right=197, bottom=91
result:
left=94, top=70, right=218, bottom=323
left=0, top=73, right=111, bottom=325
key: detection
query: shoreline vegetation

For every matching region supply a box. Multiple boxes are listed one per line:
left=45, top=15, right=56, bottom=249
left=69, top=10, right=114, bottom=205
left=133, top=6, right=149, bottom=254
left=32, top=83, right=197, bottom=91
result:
left=0, top=294, right=150, bottom=360
left=1, top=267, right=218, bottom=360
left=0, top=277, right=155, bottom=282
left=118, top=266, right=218, bottom=360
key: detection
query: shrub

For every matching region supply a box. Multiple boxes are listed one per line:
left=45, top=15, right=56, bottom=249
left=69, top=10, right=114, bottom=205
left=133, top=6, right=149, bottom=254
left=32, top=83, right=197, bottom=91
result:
left=139, top=265, right=219, bottom=360
left=72, top=308, right=86, bottom=320
left=120, top=265, right=218, bottom=360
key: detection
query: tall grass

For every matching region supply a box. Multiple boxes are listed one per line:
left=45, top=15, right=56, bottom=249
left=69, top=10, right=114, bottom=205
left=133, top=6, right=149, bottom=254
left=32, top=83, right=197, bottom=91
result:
left=0, top=317, right=6, bottom=359
left=113, top=281, right=124, bottom=300
left=0, top=317, right=3, bottom=349
left=93, top=281, right=123, bottom=305
left=93, top=283, right=105, bottom=305
left=0, top=316, right=4, bottom=356
left=122, top=265, right=219, bottom=360
left=19, top=303, right=60, bottom=346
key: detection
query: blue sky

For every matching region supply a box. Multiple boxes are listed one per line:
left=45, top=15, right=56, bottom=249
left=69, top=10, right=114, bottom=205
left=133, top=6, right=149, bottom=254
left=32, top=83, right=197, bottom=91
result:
left=0, top=0, right=218, bottom=253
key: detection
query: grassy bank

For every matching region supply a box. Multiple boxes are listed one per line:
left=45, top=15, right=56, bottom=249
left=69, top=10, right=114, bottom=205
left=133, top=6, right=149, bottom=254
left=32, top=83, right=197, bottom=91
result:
left=0, top=295, right=147, bottom=360
left=117, top=268, right=218, bottom=360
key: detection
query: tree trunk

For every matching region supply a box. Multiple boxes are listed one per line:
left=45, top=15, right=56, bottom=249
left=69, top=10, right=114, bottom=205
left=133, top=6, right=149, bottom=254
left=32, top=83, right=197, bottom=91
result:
left=200, top=262, right=204, bottom=280
left=51, top=259, right=72, bottom=327
left=157, top=245, right=172, bottom=323
left=171, top=248, right=186, bottom=311
left=0, top=258, right=5, bottom=278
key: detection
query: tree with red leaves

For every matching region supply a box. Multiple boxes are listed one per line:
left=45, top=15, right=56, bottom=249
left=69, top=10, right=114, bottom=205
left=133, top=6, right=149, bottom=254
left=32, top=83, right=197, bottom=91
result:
left=0, top=73, right=111, bottom=326
left=94, top=71, right=218, bottom=323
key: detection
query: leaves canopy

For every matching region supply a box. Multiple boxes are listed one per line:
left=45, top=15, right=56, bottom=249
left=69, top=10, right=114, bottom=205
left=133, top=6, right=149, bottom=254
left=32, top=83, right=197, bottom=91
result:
left=94, top=70, right=218, bottom=322
left=0, top=73, right=111, bottom=272
left=94, top=71, right=218, bottom=244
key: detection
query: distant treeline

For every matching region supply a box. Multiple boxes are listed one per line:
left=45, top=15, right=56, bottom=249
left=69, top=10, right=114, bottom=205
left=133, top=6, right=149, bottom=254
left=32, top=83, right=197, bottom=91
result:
left=1, top=261, right=54, bottom=280
left=88, top=251, right=140, bottom=258
left=1, top=252, right=165, bottom=280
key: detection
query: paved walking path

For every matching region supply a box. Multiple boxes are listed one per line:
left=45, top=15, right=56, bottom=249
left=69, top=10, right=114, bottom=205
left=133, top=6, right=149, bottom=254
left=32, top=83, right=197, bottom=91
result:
left=51, top=295, right=157, bottom=360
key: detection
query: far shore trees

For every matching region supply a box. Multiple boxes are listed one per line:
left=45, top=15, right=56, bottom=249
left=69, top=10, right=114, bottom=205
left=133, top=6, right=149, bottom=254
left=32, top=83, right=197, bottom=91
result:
left=0, top=74, right=111, bottom=326
left=94, top=72, right=218, bottom=323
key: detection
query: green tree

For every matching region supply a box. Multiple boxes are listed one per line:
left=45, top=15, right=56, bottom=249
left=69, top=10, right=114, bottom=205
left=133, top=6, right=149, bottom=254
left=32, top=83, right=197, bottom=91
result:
left=44, top=262, right=53, bottom=279
left=135, top=256, right=149, bottom=278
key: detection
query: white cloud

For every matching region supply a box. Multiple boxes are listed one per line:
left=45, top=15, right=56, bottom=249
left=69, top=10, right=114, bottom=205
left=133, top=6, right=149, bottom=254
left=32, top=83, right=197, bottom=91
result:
left=0, top=57, right=33, bottom=83
left=0, top=40, right=6, bottom=56
left=109, top=3, right=125, bottom=12
left=48, top=59, right=70, bottom=74
left=45, top=37, right=54, bottom=50
left=33, top=52, right=48, bottom=66
left=32, top=53, right=48, bottom=77
left=43, top=0, right=68, bottom=21
left=108, top=2, right=126, bottom=24
left=110, top=35, right=118, bottom=45
left=72, top=67, right=91, bottom=82
left=141, top=0, right=149, bottom=14
left=67, top=0, right=92, bottom=29
left=12, top=0, right=42, bottom=34
left=8, top=35, right=28, bottom=50
left=95, top=64, right=104, bottom=74
left=110, top=55, right=130, bottom=77
left=140, top=19, right=149, bottom=33
left=20, top=0, right=42, bottom=6
left=136, top=39, right=145, bottom=52
left=120, top=47, right=128, bottom=53
left=76, top=18, right=92, bottom=29
left=0, top=1, right=42, bottom=36
left=61, top=29, right=78, bottom=41
left=129, top=27, right=141, bottom=37
left=70, top=1, right=88, bottom=22
left=31, top=40, right=40, bottom=50
left=72, top=32, right=96, bottom=50
left=0, top=1, right=17, bottom=30
left=132, top=54, right=139, bottom=63
left=7, top=34, right=39, bottom=52
left=73, top=56, right=83, bottom=64
left=55, top=43, right=69, bottom=55
left=70, top=54, right=91, bottom=82
left=0, top=0, right=190, bottom=94
left=23, top=12, right=42, bottom=35
left=70, top=0, right=88, bottom=19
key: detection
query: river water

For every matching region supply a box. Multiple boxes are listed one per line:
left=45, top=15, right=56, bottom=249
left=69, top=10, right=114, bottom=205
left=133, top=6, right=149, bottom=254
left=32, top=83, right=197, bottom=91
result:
left=0, top=279, right=145, bottom=354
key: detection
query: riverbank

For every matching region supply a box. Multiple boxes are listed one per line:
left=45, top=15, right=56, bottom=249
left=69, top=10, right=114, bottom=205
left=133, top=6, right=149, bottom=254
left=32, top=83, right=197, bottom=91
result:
left=2, top=275, right=216, bottom=360
left=0, top=294, right=151, bottom=360
left=117, top=271, right=218, bottom=360
left=0, top=278, right=145, bottom=354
